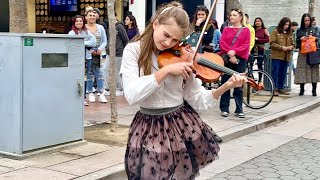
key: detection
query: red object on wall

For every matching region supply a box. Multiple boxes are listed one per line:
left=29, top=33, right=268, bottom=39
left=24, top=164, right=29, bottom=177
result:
left=131, top=0, right=134, bottom=4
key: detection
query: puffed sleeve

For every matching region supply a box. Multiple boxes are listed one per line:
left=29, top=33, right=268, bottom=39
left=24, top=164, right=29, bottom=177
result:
left=120, top=42, right=160, bottom=105
left=183, top=74, right=217, bottom=110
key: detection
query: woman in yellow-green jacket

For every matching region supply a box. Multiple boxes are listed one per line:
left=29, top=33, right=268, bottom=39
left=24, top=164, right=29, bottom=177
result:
left=270, top=17, right=294, bottom=96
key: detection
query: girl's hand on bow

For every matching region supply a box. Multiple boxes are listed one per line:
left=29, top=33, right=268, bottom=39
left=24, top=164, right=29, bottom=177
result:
left=225, top=73, right=248, bottom=88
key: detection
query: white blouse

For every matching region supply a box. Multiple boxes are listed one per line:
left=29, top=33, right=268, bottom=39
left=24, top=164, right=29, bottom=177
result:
left=119, top=41, right=218, bottom=110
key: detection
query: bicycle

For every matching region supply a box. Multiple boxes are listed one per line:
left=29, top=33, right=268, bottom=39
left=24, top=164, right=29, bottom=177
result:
left=242, top=54, right=275, bottom=109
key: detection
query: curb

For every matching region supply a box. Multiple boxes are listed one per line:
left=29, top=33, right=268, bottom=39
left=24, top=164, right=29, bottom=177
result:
left=78, top=97, right=320, bottom=180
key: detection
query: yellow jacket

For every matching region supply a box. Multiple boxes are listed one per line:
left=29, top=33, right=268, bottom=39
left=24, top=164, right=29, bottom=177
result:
left=246, top=24, right=255, bottom=51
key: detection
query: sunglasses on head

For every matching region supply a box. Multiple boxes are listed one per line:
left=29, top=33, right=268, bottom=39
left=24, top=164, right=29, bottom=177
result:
left=231, top=9, right=243, bottom=13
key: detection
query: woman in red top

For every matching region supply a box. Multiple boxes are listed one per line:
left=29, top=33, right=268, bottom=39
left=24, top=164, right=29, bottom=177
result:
left=219, top=9, right=251, bottom=118
left=252, top=17, right=270, bottom=85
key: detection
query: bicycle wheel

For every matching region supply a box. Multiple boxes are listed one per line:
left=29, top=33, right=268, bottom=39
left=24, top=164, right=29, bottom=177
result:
left=243, top=69, right=274, bottom=109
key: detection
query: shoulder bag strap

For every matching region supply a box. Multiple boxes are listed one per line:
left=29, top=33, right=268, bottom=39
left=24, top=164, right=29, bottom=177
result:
left=231, top=27, right=244, bottom=47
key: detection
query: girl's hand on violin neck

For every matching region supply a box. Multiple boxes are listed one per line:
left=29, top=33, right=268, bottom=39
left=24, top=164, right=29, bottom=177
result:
left=166, top=62, right=194, bottom=80
left=226, top=74, right=248, bottom=88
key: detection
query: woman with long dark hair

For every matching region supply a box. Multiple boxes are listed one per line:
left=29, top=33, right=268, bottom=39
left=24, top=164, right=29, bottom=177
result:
left=294, top=13, right=320, bottom=96
left=252, top=17, right=269, bottom=86
left=270, top=17, right=294, bottom=96
left=125, top=14, right=139, bottom=40
left=191, top=5, right=214, bottom=52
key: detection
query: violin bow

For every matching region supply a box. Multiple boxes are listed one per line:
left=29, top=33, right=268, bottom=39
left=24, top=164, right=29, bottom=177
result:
left=191, top=0, right=218, bottom=61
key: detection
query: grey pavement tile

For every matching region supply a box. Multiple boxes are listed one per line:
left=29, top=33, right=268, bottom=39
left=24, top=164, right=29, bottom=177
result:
left=47, top=147, right=125, bottom=176
left=22, top=152, right=82, bottom=168
left=210, top=138, right=320, bottom=180
left=0, top=159, right=30, bottom=170
left=0, top=166, right=13, bottom=175
left=0, top=167, right=76, bottom=180
left=60, top=142, right=113, bottom=157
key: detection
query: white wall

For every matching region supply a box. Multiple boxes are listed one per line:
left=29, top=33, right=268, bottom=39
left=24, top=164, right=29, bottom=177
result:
left=129, top=0, right=146, bottom=32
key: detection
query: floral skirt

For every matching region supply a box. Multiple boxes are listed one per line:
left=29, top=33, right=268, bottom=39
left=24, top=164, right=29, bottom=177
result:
left=125, top=102, right=220, bottom=180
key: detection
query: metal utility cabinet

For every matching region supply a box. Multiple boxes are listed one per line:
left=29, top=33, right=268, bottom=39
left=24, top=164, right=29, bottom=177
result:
left=0, top=33, right=85, bottom=157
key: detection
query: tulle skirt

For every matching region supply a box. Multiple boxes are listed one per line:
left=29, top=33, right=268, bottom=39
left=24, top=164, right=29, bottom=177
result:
left=125, top=102, right=220, bottom=180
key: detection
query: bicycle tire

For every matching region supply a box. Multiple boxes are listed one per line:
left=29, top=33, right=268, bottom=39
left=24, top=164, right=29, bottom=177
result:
left=243, top=69, right=274, bottom=109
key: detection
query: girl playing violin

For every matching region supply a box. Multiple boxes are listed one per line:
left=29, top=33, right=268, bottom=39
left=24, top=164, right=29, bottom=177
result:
left=120, top=2, right=247, bottom=179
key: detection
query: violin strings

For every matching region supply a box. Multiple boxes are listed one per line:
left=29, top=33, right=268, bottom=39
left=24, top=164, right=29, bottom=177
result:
left=198, top=58, right=238, bottom=75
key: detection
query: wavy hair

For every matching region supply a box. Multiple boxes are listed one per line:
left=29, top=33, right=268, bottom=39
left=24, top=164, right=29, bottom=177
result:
left=134, top=1, right=190, bottom=75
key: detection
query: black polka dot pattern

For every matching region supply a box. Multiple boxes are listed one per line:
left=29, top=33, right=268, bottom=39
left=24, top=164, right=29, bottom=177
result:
left=124, top=102, right=220, bottom=180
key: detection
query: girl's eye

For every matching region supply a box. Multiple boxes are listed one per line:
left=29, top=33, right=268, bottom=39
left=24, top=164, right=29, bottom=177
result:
left=164, top=33, right=169, bottom=37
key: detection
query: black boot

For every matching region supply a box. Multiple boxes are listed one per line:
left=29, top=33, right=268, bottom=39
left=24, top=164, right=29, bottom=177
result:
left=312, top=83, right=317, bottom=96
left=299, top=83, right=305, bottom=96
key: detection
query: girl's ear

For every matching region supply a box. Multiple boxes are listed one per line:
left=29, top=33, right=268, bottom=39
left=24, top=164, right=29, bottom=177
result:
left=153, top=19, right=159, bottom=30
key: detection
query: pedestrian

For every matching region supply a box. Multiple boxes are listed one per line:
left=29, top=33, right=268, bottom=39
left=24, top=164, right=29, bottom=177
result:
left=219, top=8, right=251, bottom=118
left=191, top=5, right=214, bottom=52
left=245, top=14, right=255, bottom=52
left=211, top=19, right=221, bottom=52
left=270, top=17, right=294, bottom=96
left=124, top=14, right=139, bottom=40
left=290, top=21, right=299, bottom=75
left=252, top=17, right=270, bottom=86
left=85, top=7, right=108, bottom=103
left=68, top=15, right=96, bottom=106
left=120, top=2, right=247, bottom=179
left=294, top=13, right=320, bottom=96
left=105, top=12, right=129, bottom=96
left=220, top=14, right=230, bottom=33
left=311, top=17, right=317, bottom=27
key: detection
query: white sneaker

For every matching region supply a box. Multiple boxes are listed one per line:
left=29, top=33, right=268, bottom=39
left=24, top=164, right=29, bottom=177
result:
left=104, top=90, right=110, bottom=96
left=92, top=87, right=96, bottom=93
left=88, top=93, right=96, bottom=103
left=116, top=90, right=124, bottom=96
left=84, top=101, right=89, bottom=106
left=99, top=94, right=108, bottom=103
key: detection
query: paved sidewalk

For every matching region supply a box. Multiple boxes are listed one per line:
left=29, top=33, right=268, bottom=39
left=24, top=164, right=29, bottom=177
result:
left=0, top=83, right=320, bottom=180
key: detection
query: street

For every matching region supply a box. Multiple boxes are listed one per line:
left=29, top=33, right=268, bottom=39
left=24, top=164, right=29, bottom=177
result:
left=198, top=106, right=320, bottom=180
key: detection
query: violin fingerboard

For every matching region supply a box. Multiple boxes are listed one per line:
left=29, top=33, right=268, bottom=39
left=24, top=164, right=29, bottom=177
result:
left=198, top=58, right=238, bottom=76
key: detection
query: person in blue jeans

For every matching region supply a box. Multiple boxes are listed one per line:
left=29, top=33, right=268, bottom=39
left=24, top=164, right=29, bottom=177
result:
left=68, top=15, right=96, bottom=106
left=270, top=17, right=294, bottom=96
left=85, top=7, right=108, bottom=103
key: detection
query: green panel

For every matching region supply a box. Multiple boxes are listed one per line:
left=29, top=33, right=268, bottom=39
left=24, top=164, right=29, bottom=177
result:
left=41, top=53, right=68, bottom=68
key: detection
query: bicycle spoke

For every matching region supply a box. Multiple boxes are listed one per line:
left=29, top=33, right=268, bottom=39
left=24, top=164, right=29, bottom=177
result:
left=243, top=70, right=274, bottom=109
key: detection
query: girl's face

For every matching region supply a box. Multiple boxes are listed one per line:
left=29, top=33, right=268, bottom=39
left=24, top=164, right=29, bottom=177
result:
left=125, top=16, right=132, bottom=26
left=229, top=11, right=242, bottom=24
left=304, top=16, right=311, bottom=27
left=75, top=18, right=84, bottom=30
left=283, top=22, right=290, bottom=31
left=86, top=12, right=96, bottom=24
left=153, top=19, right=183, bottom=51
left=255, top=19, right=262, bottom=27
left=197, top=10, right=207, bottom=21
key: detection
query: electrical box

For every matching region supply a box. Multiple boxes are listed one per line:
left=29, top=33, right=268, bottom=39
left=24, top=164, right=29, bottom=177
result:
left=0, top=33, right=85, bottom=157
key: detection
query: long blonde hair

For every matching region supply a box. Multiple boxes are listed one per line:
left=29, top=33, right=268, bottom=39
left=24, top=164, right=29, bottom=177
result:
left=135, top=1, right=190, bottom=75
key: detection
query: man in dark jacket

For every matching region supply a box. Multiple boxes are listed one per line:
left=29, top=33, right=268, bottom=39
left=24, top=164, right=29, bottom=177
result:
left=103, top=12, right=129, bottom=96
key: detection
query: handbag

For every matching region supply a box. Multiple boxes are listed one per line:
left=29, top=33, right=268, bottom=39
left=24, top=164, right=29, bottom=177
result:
left=221, top=27, right=243, bottom=64
left=300, top=36, right=317, bottom=54
left=307, top=49, right=320, bottom=65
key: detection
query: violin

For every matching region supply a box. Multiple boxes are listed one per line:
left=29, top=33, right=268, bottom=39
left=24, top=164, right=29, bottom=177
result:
left=158, top=43, right=263, bottom=91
